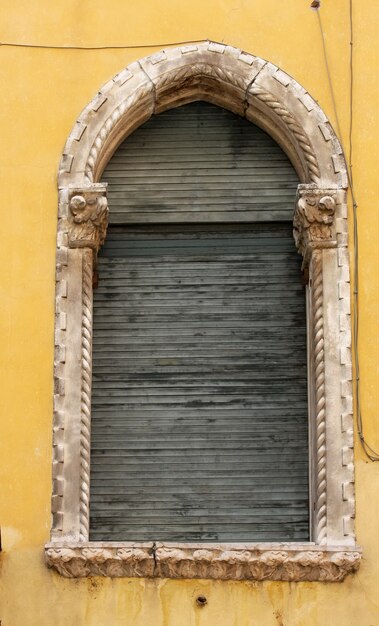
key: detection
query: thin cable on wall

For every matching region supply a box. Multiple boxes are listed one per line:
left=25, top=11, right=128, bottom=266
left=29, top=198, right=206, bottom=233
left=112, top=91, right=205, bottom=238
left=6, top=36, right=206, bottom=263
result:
left=0, top=38, right=207, bottom=51
left=314, top=1, right=379, bottom=460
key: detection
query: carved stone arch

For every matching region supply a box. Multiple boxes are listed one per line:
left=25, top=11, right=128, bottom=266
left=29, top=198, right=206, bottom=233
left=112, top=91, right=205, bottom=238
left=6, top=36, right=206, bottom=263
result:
left=48, top=41, right=361, bottom=581
left=58, top=41, right=347, bottom=189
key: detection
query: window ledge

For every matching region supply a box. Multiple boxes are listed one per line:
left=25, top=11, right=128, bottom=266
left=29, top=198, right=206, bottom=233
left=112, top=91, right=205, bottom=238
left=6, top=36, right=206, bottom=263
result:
left=45, top=542, right=361, bottom=581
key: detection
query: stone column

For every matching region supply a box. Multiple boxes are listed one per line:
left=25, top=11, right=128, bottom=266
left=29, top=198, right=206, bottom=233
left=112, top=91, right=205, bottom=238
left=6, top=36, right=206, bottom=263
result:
left=293, top=184, right=337, bottom=544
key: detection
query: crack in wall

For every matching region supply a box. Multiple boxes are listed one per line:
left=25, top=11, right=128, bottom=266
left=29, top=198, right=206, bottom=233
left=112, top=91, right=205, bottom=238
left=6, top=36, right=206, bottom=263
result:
left=151, top=542, right=158, bottom=575
left=243, top=61, right=267, bottom=117
left=138, top=61, right=157, bottom=103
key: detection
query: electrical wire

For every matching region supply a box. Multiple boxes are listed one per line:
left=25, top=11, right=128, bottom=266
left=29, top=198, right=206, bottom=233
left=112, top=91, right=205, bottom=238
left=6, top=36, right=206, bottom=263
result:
left=0, top=38, right=207, bottom=51
left=316, top=2, right=379, bottom=460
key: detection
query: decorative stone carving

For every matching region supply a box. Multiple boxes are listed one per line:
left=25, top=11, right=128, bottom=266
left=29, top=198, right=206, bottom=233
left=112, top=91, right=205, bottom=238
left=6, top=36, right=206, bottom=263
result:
left=293, top=185, right=337, bottom=261
left=79, top=248, right=93, bottom=541
left=59, top=42, right=348, bottom=189
left=45, top=544, right=155, bottom=578
left=311, top=249, right=327, bottom=544
left=84, top=83, right=154, bottom=182
left=45, top=543, right=361, bottom=582
left=248, top=86, right=320, bottom=183
left=155, top=544, right=361, bottom=582
left=68, top=185, right=108, bottom=253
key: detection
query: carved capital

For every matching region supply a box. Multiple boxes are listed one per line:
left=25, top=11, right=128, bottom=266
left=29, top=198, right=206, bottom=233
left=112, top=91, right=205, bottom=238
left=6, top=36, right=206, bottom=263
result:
left=68, top=184, right=108, bottom=253
left=293, top=184, right=337, bottom=262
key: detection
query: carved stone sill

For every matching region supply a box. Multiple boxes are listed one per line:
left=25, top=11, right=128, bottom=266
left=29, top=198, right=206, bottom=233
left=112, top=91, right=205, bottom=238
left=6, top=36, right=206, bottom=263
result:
left=45, top=542, right=361, bottom=581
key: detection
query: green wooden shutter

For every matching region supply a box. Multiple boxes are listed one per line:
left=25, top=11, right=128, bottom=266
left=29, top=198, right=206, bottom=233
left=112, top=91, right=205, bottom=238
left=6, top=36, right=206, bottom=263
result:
left=89, top=102, right=309, bottom=542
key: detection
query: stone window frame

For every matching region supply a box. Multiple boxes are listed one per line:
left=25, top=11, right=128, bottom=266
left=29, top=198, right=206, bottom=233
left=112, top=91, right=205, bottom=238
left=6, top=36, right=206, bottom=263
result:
left=45, top=41, right=361, bottom=581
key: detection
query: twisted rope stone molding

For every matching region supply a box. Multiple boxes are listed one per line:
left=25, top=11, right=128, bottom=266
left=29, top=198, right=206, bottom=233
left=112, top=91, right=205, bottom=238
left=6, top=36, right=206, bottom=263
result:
left=45, top=543, right=361, bottom=582
left=249, top=86, right=320, bottom=183
left=311, top=250, right=327, bottom=544
left=78, top=248, right=93, bottom=541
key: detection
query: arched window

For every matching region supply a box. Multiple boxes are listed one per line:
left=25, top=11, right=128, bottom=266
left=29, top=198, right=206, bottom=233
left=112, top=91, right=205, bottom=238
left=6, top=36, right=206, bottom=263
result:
left=46, top=42, right=360, bottom=581
left=90, top=102, right=309, bottom=543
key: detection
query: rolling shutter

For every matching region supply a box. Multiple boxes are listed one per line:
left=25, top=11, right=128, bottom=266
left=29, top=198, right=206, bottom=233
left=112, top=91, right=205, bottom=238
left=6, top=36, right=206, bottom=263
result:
left=90, top=102, right=309, bottom=542
left=103, top=101, right=299, bottom=224
left=90, top=224, right=309, bottom=542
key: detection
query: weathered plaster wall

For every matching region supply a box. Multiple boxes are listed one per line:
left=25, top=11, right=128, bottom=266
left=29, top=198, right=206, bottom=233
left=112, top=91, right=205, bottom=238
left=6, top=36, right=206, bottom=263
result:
left=1, top=0, right=379, bottom=623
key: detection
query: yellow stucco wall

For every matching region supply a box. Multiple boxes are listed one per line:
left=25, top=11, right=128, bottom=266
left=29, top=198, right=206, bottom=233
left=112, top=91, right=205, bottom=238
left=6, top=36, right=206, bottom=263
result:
left=1, top=1, right=379, bottom=623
